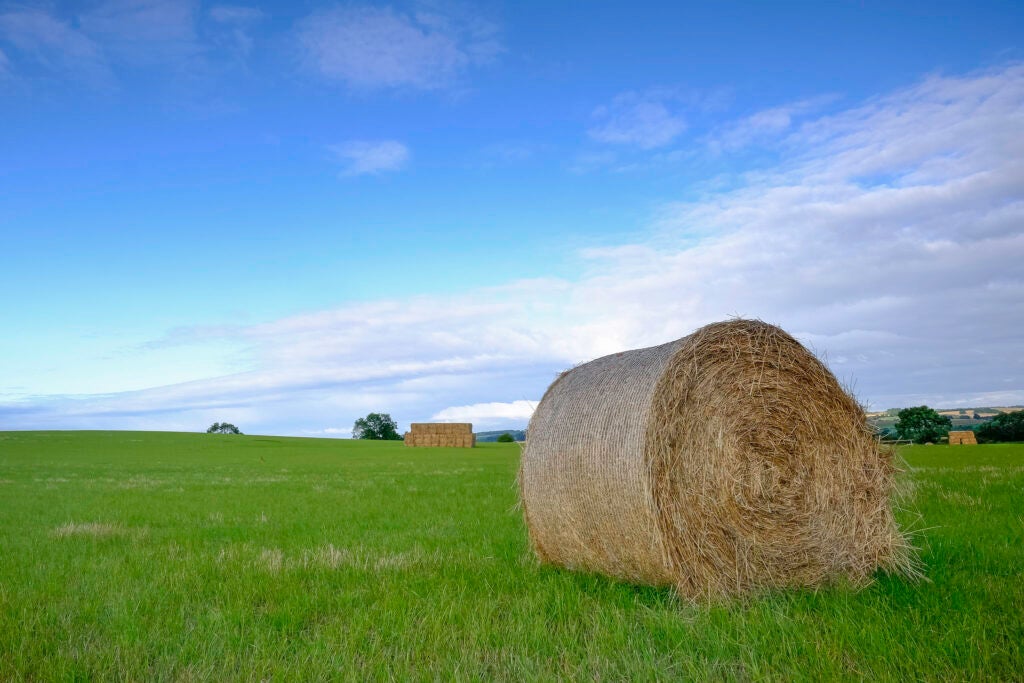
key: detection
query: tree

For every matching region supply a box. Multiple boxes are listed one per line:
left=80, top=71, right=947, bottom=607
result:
left=496, top=432, right=515, bottom=443
left=353, top=413, right=402, bottom=440
left=976, top=410, right=1024, bottom=443
left=894, top=406, right=951, bottom=444
left=207, top=422, right=242, bottom=434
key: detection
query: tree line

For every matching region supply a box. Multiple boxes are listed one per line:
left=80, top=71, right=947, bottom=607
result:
left=887, top=406, right=1024, bottom=444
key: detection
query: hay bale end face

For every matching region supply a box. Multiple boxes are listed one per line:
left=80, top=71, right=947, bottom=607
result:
left=520, top=319, right=913, bottom=599
left=404, top=423, right=475, bottom=448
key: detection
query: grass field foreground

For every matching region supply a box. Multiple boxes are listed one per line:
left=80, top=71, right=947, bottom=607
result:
left=1, top=432, right=1022, bottom=680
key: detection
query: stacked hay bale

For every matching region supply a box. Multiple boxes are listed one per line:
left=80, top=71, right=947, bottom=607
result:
left=520, top=319, right=914, bottom=599
left=404, top=423, right=475, bottom=448
left=948, top=430, right=977, bottom=445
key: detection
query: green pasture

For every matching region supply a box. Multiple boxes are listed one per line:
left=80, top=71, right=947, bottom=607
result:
left=0, top=432, right=1021, bottom=680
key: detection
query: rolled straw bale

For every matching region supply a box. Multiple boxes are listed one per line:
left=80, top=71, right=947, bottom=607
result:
left=520, top=319, right=913, bottom=599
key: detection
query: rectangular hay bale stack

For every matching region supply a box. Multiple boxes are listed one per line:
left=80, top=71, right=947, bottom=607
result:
left=404, top=423, right=475, bottom=447
left=948, top=430, right=977, bottom=445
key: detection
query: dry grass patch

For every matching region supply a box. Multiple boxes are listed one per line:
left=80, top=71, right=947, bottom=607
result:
left=52, top=522, right=132, bottom=538
left=939, top=490, right=984, bottom=507
left=215, top=543, right=452, bottom=574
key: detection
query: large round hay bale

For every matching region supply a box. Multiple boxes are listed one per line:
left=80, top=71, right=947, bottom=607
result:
left=520, top=319, right=912, bottom=598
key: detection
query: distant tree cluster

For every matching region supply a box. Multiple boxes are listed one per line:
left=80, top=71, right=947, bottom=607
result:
left=353, top=413, right=403, bottom=440
left=977, top=411, right=1024, bottom=443
left=894, top=406, right=951, bottom=444
left=496, top=432, right=515, bottom=443
left=207, top=422, right=242, bottom=435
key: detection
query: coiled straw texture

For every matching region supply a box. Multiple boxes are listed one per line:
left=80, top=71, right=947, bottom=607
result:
left=520, top=320, right=913, bottom=599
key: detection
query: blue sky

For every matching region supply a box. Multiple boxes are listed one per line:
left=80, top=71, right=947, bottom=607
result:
left=1, top=1, right=1023, bottom=436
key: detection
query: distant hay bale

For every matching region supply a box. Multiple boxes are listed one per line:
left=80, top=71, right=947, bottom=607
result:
left=404, top=423, right=475, bottom=448
left=948, top=430, right=977, bottom=445
left=520, top=319, right=913, bottom=599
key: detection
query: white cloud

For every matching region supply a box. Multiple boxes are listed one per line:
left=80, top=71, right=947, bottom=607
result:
left=330, top=140, right=410, bottom=176
left=589, top=91, right=687, bottom=149
left=3, top=64, right=1022, bottom=434
left=296, top=4, right=499, bottom=90
left=433, top=400, right=538, bottom=423
left=0, top=46, right=10, bottom=77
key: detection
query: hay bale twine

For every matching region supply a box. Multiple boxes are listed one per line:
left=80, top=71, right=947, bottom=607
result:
left=520, top=319, right=912, bottom=598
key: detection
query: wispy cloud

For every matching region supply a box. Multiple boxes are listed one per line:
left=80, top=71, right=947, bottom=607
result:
left=208, top=4, right=264, bottom=58
left=0, top=1, right=262, bottom=88
left=208, top=5, right=265, bottom=24
left=0, top=8, right=113, bottom=86
left=588, top=90, right=687, bottom=149
left=296, top=4, right=500, bottom=90
left=330, top=140, right=410, bottom=176
left=77, top=0, right=201, bottom=67
left=709, top=94, right=838, bottom=151
left=4, top=64, right=1022, bottom=433
left=479, top=141, right=538, bottom=165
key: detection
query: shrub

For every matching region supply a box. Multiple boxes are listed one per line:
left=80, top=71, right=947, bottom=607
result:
left=207, top=422, right=242, bottom=435
left=976, top=411, right=1024, bottom=443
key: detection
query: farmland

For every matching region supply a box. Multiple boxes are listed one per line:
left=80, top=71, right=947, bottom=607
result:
left=1, top=432, right=1022, bottom=680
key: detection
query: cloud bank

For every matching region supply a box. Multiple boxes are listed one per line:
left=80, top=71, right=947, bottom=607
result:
left=433, top=400, right=538, bottom=423
left=2, top=64, right=1022, bottom=435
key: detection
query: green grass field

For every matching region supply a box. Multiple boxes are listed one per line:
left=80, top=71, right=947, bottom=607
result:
left=1, top=432, right=1022, bottom=680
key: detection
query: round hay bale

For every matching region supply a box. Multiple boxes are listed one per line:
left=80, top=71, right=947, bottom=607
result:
left=520, top=319, right=913, bottom=598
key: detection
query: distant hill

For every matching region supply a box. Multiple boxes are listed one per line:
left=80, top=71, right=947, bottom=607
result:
left=475, top=429, right=526, bottom=443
